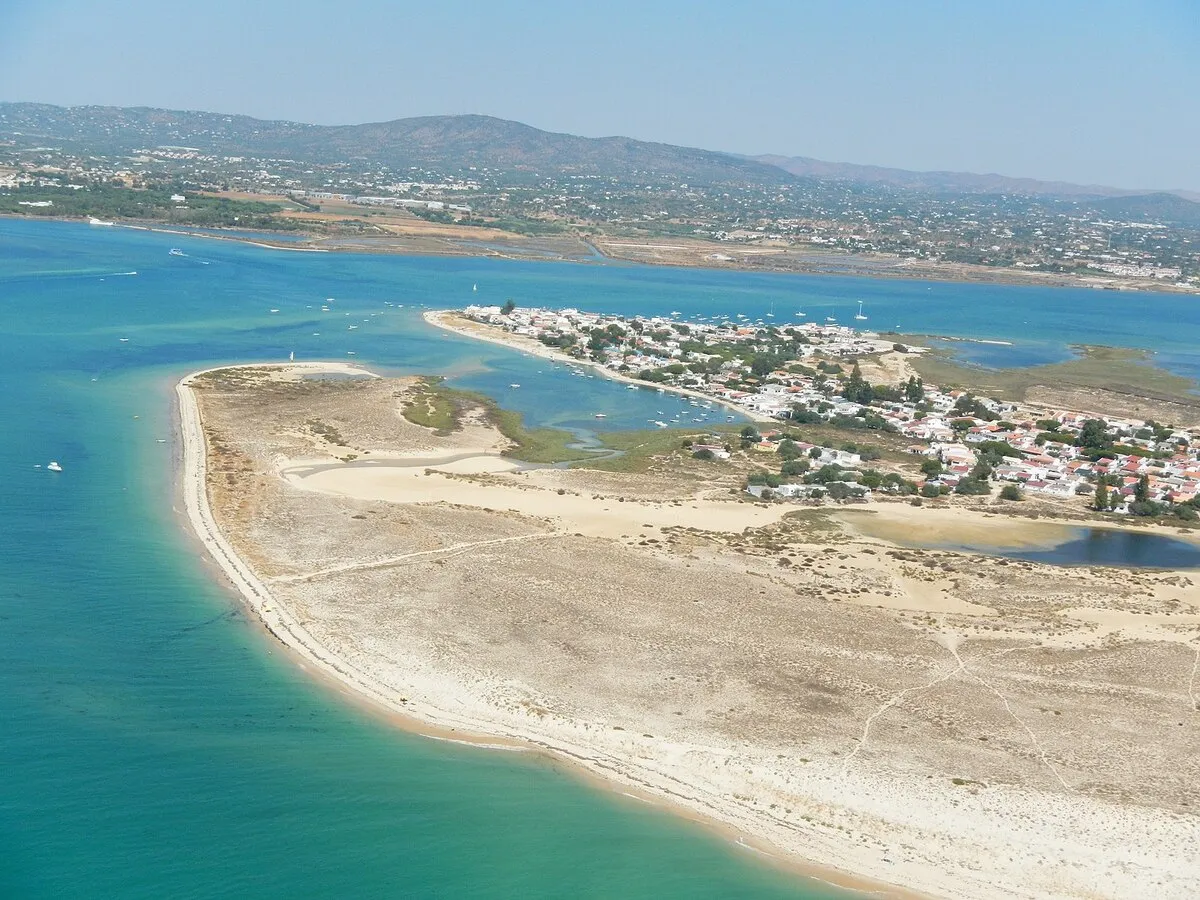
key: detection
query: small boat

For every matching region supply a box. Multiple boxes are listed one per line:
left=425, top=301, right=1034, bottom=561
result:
left=289, top=351, right=294, bottom=362
left=473, top=283, right=478, bottom=292
left=825, top=316, right=837, bottom=324
left=47, top=461, right=63, bottom=472
left=269, top=308, right=280, bottom=313
left=855, top=300, right=868, bottom=321
left=795, top=309, right=806, bottom=317
left=509, top=383, right=520, bottom=388
left=346, top=351, right=356, bottom=356
left=654, top=421, right=669, bottom=428
left=168, top=248, right=185, bottom=256
left=88, top=217, right=113, bottom=226
left=156, top=439, right=167, bottom=444
left=119, top=337, right=129, bottom=342
left=594, top=413, right=607, bottom=419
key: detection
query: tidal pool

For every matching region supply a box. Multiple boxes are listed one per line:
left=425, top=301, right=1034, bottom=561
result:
left=839, top=510, right=1200, bottom=569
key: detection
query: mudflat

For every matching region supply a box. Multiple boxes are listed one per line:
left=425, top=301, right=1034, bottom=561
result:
left=185, top=364, right=1200, bottom=900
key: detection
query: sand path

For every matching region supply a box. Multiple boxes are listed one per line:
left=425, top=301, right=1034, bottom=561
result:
left=279, top=450, right=791, bottom=541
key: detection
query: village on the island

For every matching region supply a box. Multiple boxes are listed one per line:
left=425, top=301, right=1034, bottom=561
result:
left=458, top=303, right=1200, bottom=521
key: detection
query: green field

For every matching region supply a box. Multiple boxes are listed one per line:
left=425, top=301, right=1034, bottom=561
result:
left=0, top=183, right=300, bottom=230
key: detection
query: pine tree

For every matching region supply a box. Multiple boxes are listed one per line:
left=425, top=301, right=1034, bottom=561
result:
left=904, top=376, right=925, bottom=404
left=1094, top=481, right=1109, bottom=511
left=843, top=363, right=872, bottom=405
left=1134, top=474, right=1150, bottom=503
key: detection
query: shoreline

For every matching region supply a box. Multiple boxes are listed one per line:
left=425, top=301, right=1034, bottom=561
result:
left=7, top=212, right=1197, bottom=295
left=112, top=221, right=330, bottom=252
left=177, top=361, right=1200, bottom=900
left=422, top=309, right=776, bottom=425
left=176, top=361, right=922, bottom=900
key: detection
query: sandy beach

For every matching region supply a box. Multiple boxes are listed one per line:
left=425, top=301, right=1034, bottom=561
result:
left=176, top=363, right=906, bottom=896
left=179, top=364, right=1200, bottom=900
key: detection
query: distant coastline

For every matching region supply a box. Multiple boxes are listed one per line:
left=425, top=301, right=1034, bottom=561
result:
left=7, top=212, right=1197, bottom=295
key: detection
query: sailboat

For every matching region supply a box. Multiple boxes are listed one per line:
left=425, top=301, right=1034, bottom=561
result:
left=472, top=283, right=477, bottom=292
left=795, top=307, right=806, bottom=318
left=766, top=301, right=775, bottom=318
left=855, top=300, right=868, bottom=321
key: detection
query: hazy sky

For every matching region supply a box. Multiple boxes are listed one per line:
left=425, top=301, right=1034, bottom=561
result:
left=2, top=0, right=1197, bottom=190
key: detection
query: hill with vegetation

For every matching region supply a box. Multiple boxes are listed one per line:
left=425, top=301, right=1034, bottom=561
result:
left=0, top=103, right=790, bottom=186
left=1090, top=192, right=1200, bottom=227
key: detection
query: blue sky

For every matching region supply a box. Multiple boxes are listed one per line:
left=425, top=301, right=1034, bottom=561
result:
left=1, top=0, right=1196, bottom=190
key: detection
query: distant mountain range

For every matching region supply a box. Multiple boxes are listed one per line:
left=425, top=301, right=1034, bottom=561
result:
left=752, top=154, right=1199, bottom=203
left=2, top=102, right=1198, bottom=210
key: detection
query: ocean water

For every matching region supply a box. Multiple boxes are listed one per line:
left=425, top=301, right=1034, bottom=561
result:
left=0, top=220, right=848, bottom=900
left=2, top=218, right=1198, bottom=898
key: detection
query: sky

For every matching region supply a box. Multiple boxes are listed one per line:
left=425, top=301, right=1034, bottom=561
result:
left=1, top=0, right=1197, bottom=191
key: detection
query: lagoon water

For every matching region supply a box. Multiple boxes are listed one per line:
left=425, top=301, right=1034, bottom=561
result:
left=3, top=218, right=1199, bottom=898
left=996, top=527, right=1200, bottom=569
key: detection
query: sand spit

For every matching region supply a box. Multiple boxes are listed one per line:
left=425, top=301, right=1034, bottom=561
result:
left=181, top=365, right=1200, bottom=900
left=423, top=309, right=775, bottom=423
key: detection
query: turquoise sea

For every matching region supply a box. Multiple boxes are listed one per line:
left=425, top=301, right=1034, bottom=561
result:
left=2, top=218, right=1198, bottom=899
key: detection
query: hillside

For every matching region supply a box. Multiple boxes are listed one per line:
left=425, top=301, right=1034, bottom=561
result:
left=0, top=103, right=791, bottom=185
left=1091, top=192, right=1200, bottom=227
left=5, top=102, right=1192, bottom=203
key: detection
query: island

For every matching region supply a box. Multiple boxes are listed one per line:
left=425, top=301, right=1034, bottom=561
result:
left=179, top=356, right=1200, bottom=900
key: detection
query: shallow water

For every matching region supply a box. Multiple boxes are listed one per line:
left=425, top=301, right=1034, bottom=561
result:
left=923, top=337, right=1078, bottom=369
left=995, top=527, right=1200, bottom=568
left=1, top=220, right=857, bottom=899
left=850, top=510, right=1200, bottom=569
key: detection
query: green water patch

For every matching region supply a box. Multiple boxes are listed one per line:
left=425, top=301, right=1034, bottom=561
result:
left=581, top=424, right=740, bottom=473
left=908, top=341, right=1200, bottom=407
